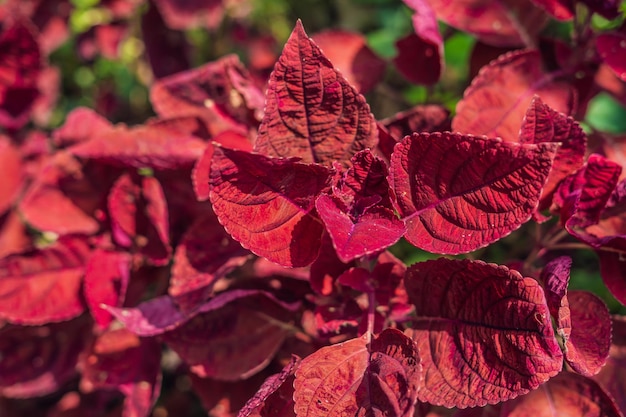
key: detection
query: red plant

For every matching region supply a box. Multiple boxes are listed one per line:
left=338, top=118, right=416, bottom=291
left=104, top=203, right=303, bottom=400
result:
left=1, top=0, right=626, bottom=416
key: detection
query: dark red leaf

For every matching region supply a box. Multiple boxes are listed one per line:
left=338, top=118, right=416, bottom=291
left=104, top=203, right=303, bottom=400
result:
left=84, top=249, right=131, bottom=328
left=394, top=0, right=443, bottom=85
left=0, top=317, right=89, bottom=398
left=453, top=50, right=576, bottom=142
left=390, top=132, right=557, bottom=254
left=593, top=316, right=626, bottom=414
left=564, top=290, right=611, bottom=376
left=152, top=0, right=224, bottom=30
left=597, top=33, right=626, bottom=83
left=0, top=235, right=90, bottom=325
left=501, top=371, right=622, bottom=417
left=170, top=213, right=251, bottom=312
left=309, top=233, right=355, bottom=296
left=405, top=258, right=563, bottom=408
left=381, top=104, right=451, bottom=141
left=540, top=256, right=572, bottom=342
left=150, top=54, right=264, bottom=135
left=424, top=0, right=548, bottom=47
left=519, top=96, right=586, bottom=209
left=192, top=130, right=253, bottom=201
left=311, top=29, right=386, bottom=93
left=316, top=194, right=405, bottom=262
left=254, top=20, right=378, bottom=167
left=529, top=0, right=574, bottom=20
left=80, top=328, right=162, bottom=417
left=0, top=136, right=24, bottom=217
left=293, top=329, right=421, bottom=417
left=209, top=147, right=330, bottom=267
left=599, top=252, right=626, bottom=307
left=69, top=123, right=206, bottom=170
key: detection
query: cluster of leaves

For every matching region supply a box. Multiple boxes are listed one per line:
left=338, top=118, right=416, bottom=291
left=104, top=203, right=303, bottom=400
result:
left=2, top=0, right=626, bottom=416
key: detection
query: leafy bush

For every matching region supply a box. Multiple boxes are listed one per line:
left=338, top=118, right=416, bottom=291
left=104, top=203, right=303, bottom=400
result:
left=1, top=0, right=626, bottom=416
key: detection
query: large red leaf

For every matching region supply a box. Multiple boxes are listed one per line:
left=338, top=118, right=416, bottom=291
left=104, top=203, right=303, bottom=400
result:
left=452, top=50, right=576, bottom=142
left=404, top=258, right=563, bottom=408
left=390, top=132, right=557, bottom=254
left=170, top=213, right=251, bottom=312
left=293, top=329, right=421, bottom=417
left=424, top=0, right=547, bottom=47
left=209, top=147, right=330, bottom=267
left=69, top=123, right=206, bottom=170
left=519, top=96, right=586, bottom=209
left=0, top=136, right=24, bottom=217
left=501, top=372, right=622, bottom=417
left=593, top=316, right=626, bottom=414
left=254, top=20, right=377, bottom=167
left=80, top=327, right=162, bottom=417
left=0, top=317, right=89, bottom=398
left=0, top=235, right=90, bottom=325
left=311, top=29, right=385, bottom=93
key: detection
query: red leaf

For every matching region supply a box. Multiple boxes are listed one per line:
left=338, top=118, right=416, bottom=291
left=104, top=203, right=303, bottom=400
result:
left=162, top=295, right=294, bottom=380
left=52, top=107, right=113, bottom=148
left=152, top=0, right=224, bottom=30
left=254, top=20, right=378, bottom=167
left=150, top=54, right=264, bottom=135
left=309, top=233, right=356, bottom=296
left=530, top=0, right=574, bottom=20
left=0, top=210, right=31, bottom=259
left=564, top=290, right=611, bottom=376
left=501, top=372, right=621, bottom=417
left=209, top=147, right=330, bottom=267
left=424, top=0, right=547, bottom=47
left=452, top=50, right=576, bottom=142
left=520, top=96, right=586, bottom=209
left=394, top=0, right=443, bottom=85
left=84, top=248, right=131, bottom=328
left=390, top=132, right=557, bottom=254
left=293, top=329, right=421, bottom=417
left=311, top=29, right=386, bottom=93
left=315, top=194, right=405, bottom=262
left=170, top=213, right=251, bottom=312
left=540, top=256, right=572, bottom=342
left=404, top=258, right=563, bottom=408
left=0, top=235, right=90, bottom=325
left=69, top=123, right=206, bottom=170
left=599, top=252, right=626, bottom=307
left=593, top=316, right=626, bottom=414
left=80, top=328, right=162, bottom=417
left=0, top=317, right=89, bottom=398
left=0, top=136, right=24, bottom=217
left=597, top=33, right=626, bottom=82
left=381, top=104, right=451, bottom=141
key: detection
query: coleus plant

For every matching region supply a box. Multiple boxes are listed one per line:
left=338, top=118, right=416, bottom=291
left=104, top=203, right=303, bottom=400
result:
left=1, top=0, right=626, bottom=416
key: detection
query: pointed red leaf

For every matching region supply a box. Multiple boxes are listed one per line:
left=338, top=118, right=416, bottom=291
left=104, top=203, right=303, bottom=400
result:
left=209, top=147, right=330, bottom=267
left=0, top=136, right=24, bottom=217
left=254, top=21, right=377, bottom=167
left=520, top=96, right=586, bottom=208
left=501, top=372, right=622, bottom=417
left=170, top=213, right=251, bottom=312
left=0, top=235, right=90, bottom=325
left=381, top=104, right=451, bottom=141
left=390, top=132, right=557, bottom=254
left=84, top=248, right=131, bottom=328
left=311, top=29, right=386, bottom=93
left=424, top=0, right=547, bottom=47
left=150, top=54, right=263, bottom=135
left=405, top=258, right=563, bottom=408
left=294, top=329, right=421, bottom=417
left=69, top=123, right=206, bottom=170
left=593, top=316, right=626, bottom=414
left=52, top=107, right=113, bottom=148
left=564, top=290, right=611, bottom=376
left=0, top=317, right=89, bottom=398
left=316, top=194, right=405, bottom=262
left=453, top=50, right=576, bottom=142
left=80, top=328, right=162, bottom=417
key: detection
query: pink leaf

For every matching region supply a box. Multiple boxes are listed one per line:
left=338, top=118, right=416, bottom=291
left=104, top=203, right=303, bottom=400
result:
left=152, top=0, right=224, bottom=30
left=564, top=290, right=611, bottom=376
left=453, top=50, right=576, bottom=142
left=170, top=213, right=251, bottom=312
left=209, top=147, right=330, bottom=267
left=390, top=132, right=557, bottom=254
left=254, top=20, right=378, bottom=167
left=405, top=258, right=563, bottom=408
left=293, top=329, right=421, bottom=417
left=311, top=29, right=386, bottom=93
left=520, top=96, right=586, bottom=209
left=84, top=248, right=131, bottom=328
left=501, top=372, right=621, bottom=417
left=52, top=107, right=113, bottom=148
left=597, top=33, right=626, bottom=82
left=0, top=136, right=24, bottom=217
left=0, top=317, right=89, bottom=398
left=0, top=235, right=90, bottom=325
